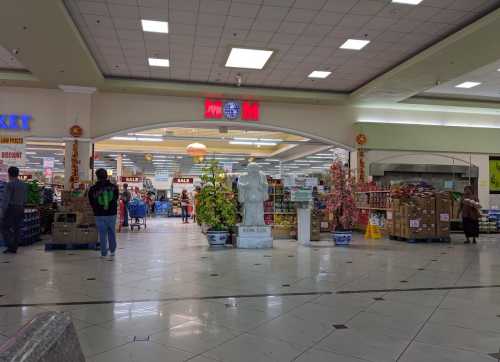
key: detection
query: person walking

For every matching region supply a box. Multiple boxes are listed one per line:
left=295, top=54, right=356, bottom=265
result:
left=1, top=167, right=27, bottom=254
left=192, top=186, right=201, bottom=223
left=88, top=169, right=119, bottom=257
left=461, top=185, right=481, bottom=244
left=180, top=189, right=190, bottom=223
left=121, top=183, right=131, bottom=227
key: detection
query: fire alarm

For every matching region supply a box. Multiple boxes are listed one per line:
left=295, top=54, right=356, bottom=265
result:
left=70, top=125, right=83, bottom=138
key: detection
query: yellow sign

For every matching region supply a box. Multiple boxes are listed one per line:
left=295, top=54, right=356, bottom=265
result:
left=489, top=158, right=500, bottom=193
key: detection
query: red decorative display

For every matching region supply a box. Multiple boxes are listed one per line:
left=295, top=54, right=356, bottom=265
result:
left=173, top=177, right=193, bottom=184
left=204, top=99, right=223, bottom=119
left=326, top=160, right=358, bottom=231
left=69, top=125, right=83, bottom=138
left=242, top=101, right=260, bottom=121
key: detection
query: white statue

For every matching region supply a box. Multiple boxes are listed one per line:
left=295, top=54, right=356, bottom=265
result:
left=238, top=163, right=269, bottom=226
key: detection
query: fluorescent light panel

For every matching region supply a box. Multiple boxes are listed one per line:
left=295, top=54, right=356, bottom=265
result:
left=141, top=19, right=168, bottom=33
left=392, top=0, right=423, bottom=4
left=340, top=39, right=370, bottom=50
left=148, top=58, right=170, bottom=67
left=308, top=71, right=331, bottom=79
left=455, top=81, right=481, bottom=89
left=357, top=119, right=500, bottom=129
left=225, top=48, right=273, bottom=70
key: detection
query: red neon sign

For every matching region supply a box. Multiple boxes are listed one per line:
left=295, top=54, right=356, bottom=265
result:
left=242, top=101, right=260, bottom=121
left=204, top=99, right=223, bottom=119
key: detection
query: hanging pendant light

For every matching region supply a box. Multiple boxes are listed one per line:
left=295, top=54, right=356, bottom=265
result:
left=186, top=143, right=207, bottom=163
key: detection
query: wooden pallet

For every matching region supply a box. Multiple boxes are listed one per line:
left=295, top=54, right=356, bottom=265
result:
left=44, top=242, right=98, bottom=251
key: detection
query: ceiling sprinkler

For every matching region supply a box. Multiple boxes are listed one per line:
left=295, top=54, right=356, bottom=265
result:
left=235, top=74, right=242, bottom=87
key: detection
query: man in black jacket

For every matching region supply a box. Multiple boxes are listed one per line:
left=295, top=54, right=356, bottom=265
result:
left=1, top=167, right=27, bottom=254
left=88, top=169, right=119, bottom=257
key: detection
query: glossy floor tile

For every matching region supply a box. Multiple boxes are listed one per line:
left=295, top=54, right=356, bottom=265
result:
left=0, top=218, right=500, bottom=361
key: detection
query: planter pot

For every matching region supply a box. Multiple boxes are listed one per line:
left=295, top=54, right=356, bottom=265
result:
left=207, top=230, right=229, bottom=246
left=332, top=230, right=352, bottom=246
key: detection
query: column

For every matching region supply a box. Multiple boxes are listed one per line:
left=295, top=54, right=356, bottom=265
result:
left=59, top=85, right=96, bottom=189
left=64, top=139, right=93, bottom=189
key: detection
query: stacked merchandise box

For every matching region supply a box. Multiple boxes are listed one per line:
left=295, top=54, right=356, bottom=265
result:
left=399, top=197, right=435, bottom=239
left=435, top=192, right=451, bottom=238
left=392, top=199, right=402, bottom=237
left=49, top=191, right=98, bottom=247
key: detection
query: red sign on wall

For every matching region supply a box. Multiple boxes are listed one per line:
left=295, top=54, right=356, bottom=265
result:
left=204, top=99, right=260, bottom=121
left=173, top=177, right=193, bottom=184
left=204, top=99, right=223, bottom=119
left=242, top=101, right=259, bottom=121
left=120, top=176, right=143, bottom=183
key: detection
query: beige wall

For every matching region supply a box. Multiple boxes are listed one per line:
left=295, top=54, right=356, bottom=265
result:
left=0, top=87, right=92, bottom=139
left=90, top=92, right=356, bottom=148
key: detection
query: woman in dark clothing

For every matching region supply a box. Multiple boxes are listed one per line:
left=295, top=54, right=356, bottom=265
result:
left=180, top=189, right=190, bottom=224
left=461, top=186, right=481, bottom=244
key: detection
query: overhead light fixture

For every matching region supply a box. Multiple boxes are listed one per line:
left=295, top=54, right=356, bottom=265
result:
left=229, top=141, right=253, bottom=145
left=392, top=0, right=423, bottom=4
left=308, top=71, right=331, bottom=79
left=128, top=133, right=163, bottom=137
left=148, top=58, right=170, bottom=67
left=455, top=81, right=481, bottom=89
left=111, top=136, right=164, bottom=142
left=141, top=19, right=169, bottom=33
left=254, top=142, right=277, bottom=146
left=340, top=39, right=370, bottom=50
left=225, top=47, right=273, bottom=70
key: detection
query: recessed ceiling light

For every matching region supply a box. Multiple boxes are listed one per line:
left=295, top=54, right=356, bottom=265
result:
left=340, top=39, right=371, bottom=50
left=392, top=0, right=423, bottom=4
left=308, top=71, right=331, bottom=79
left=148, top=58, right=170, bottom=67
left=455, top=81, right=481, bottom=89
left=141, top=20, right=169, bottom=33
left=225, top=48, right=273, bottom=70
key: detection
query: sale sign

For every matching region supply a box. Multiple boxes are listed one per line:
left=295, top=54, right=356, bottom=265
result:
left=0, top=136, right=25, bottom=166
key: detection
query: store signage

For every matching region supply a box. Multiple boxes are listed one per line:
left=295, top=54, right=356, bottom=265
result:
left=290, top=188, right=313, bottom=202
left=0, top=114, right=32, bottom=131
left=173, top=177, right=193, bottom=184
left=43, top=157, right=55, bottom=169
left=204, top=99, right=259, bottom=121
left=120, top=176, right=143, bottom=183
left=19, top=174, right=32, bottom=181
left=0, top=136, right=25, bottom=166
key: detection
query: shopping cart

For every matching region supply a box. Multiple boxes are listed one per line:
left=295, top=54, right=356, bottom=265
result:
left=155, top=201, right=172, bottom=217
left=128, top=200, right=148, bottom=231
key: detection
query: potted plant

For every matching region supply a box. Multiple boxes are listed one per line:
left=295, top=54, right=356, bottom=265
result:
left=326, top=160, right=358, bottom=245
left=197, top=160, right=237, bottom=246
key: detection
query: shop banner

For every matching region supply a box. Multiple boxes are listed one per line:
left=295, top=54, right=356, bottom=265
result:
left=120, top=176, right=143, bottom=183
left=0, top=136, right=25, bottom=167
left=290, top=187, right=313, bottom=202
left=173, top=177, right=193, bottom=184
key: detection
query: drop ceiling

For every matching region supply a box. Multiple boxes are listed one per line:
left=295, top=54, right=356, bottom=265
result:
left=422, top=58, right=500, bottom=101
left=62, top=0, right=500, bottom=92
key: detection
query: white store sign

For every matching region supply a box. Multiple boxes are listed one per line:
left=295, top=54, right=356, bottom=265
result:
left=0, top=136, right=25, bottom=167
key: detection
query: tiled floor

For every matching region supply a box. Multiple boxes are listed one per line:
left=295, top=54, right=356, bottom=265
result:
left=1, top=218, right=500, bottom=361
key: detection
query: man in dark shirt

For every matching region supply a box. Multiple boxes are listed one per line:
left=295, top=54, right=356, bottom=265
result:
left=1, top=167, right=27, bottom=254
left=88, top=169, right=119, bottom=257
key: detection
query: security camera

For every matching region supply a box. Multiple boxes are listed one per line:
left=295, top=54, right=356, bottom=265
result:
left=12, top=49, right=19, bottom=55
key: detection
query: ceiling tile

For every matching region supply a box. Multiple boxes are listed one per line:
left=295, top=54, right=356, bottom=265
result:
left=108, top=4, right=139, bottom=19
left=137, top=0, right=170, bottom=8
left=323, top=0, right=358, bottom=13
left=349, top=0, right=387, bottom=16
left=170, top=0, right=200, bottom=11
left=278, top=22, right=307, bottom=35
left=293, top=0, right=327, bottom=10
left=285, top=8, right=318, bottom=23
left=257, top=5, right=289, bottom=20
left=199, top=0, right=230, bottom=14
left=229, top=2, right=260, bottom=18
left=139, top=7, right=169, bottom=19
left=313, top=11, right=343, bottom=26
left=78, top=1, right=109, bottom=15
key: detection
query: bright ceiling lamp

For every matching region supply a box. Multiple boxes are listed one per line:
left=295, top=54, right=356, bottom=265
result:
left=455, top=81, right=481, bottom=89
left=340, top=39, right=370, bottom=50
left=112, top=136, right=163, bottom=142
left=308, top=71, right=331, bottom=79
left=225, top=47, right=273, bottom=69
left=141, top=19, right=169, bottom=33
left=229, top=141, right=253, bottom=145
left=392, top=0, right=423, bottom=4
left=148, top=58, right=170, bottom=67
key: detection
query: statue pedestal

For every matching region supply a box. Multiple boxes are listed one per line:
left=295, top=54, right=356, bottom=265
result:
left=237, top=225, right=273, bottom=249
